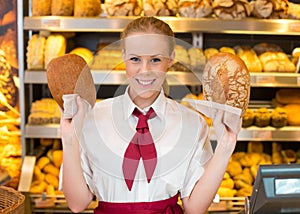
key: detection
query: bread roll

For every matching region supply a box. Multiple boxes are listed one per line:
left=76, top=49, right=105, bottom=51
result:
left=74, top=0, right=101, bottom=16
left=202, top=52, right=250, bottom=115
left=213, top=0, right=251, bottom=19
left=259, top=51, right=296, bottom=73
left=271, top=107, right=287, bottom=128
left=188, top=47, right=206, bottom=71
left=292, top=47, right=300, bottom=70
left=105, top=0, right=142, bottom=16
left=44, top=34, right=67, bottom=69
left=47, top=54, right=96, bottom=110
left=26, top=34, right=46, bottom=70
left=178, top=0, right=212, bottom=18
left=51, top=0, right=74, bottom=16
left=250, top=0, right=289, bottom=19
left=204, top=48, right=219, bottom=59
left=287, top=2, right=300, bottom=19
left=234, top=45, right=262, bottom=72
left=143, top=0, right=178, bottom=16
left=70, top=47, right=94, bottom=64
left=219, top=46, right=235, bottom=55
left=254, top=107, right=270, bottom=127
left=32, top=0, right=52, bottom=16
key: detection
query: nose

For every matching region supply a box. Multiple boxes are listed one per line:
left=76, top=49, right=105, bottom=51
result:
left=140, top=59, right=151, bottom=73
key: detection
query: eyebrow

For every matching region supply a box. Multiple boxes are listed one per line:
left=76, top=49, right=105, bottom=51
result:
left=127, top=54, right=166, bottom=58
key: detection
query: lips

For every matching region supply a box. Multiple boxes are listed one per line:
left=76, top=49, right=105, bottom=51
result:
left=136, top=78, right=155, bottom=86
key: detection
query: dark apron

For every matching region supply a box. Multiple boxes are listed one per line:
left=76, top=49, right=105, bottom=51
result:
left=94, top=193, right=183, bottom=214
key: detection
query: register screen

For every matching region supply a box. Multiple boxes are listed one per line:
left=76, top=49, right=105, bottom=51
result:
left=275, top=178, right=300, bottom=195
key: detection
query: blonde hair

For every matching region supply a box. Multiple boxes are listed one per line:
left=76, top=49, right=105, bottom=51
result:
left=121, top=16, right=175, bottom=54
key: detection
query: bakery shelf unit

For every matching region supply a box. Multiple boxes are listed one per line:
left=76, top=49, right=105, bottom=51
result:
left=20, top=14, right=300, bottom=214
left=23, top=16, right=300, bottom=142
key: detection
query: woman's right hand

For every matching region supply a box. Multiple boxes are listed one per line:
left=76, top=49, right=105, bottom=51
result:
left=60, top=96, right=86, bottom=145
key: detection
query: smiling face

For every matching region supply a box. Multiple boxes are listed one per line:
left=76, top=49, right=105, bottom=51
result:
left=123, top=33, right=174, bottom=108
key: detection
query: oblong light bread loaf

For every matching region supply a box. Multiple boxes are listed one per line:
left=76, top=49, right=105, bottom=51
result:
left=202, top=52, right=250, bottom=115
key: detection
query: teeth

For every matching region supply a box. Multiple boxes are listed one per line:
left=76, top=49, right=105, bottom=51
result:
left=137, top=79, right=154, bottom=85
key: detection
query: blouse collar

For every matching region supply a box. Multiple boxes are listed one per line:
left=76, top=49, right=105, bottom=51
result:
left=123, top=86, right=166, bottom=121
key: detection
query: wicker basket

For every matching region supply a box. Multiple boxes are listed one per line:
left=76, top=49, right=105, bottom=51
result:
left=0, top=186, right=25, bottom=214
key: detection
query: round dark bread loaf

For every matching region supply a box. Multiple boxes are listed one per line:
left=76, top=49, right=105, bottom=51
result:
left=202, top=52, right=250, bottom=115
left=47, top=54, right=96, bottom=110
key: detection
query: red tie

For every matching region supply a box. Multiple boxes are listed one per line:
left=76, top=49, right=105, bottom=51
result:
left=122, top=107, right=157, bottom=191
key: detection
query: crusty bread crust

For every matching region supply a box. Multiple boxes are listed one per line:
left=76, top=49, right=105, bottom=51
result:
left=46, top=54, right=96, bottom=110
left=202, top=52, right=250, bottom=115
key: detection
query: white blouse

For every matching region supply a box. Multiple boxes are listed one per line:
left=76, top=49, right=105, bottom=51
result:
left=62, top=89, right=213, bottom=202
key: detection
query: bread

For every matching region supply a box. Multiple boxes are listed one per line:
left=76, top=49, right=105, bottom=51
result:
left=44, top=173, right=59, bottom=189
left=32, top=0, right=51, bottom=16
left=187, top=47, right=206, bottom=72
left=276, top=89, right=300, bottom=104
left=91, top=47, right=124, bottom=70
left=212, top=0, right=251, bottom=19
left=43, top=163, right=60, bottom=177
left=28, top=98, right=60, bottom=125
left=52, top=150, right=63, bottom=168
left=283, top=104, right=300, bottom=126
left=271, top=107, right=287, bottom=128
left=258, top=51, right=296, bottom=73
left=36, top=156, right=51, bottom=170
left=292, top=47, right=300, bottom=68
left=143, top=0, right=178, bottom=16
left=178, top=0, right=212, bottom=18
left=170, top=45, right=190, bottom=71
left=253, top=43, right=283, bottom=55
left=51, top=0, right=74, bottom=16
left=219, top=46, right=236, bottom=55
left=105, top=0, right=142, bottom=16
left=217, top=187, right=237, bottom=197
left=250, top=0, right=289, bottom=19
left=234, top=45, right=262, bottom=72
left=202, top=52, right=250, bottom=115
left=254, top=107, right=270, bottom=127
left=226, top=160, right=242, bottom=177
left=70, top=47, right=93, bottom=64
left=0, top=29, right=18, bottom=69
left=242, top=108, right=255, bottom=127
left=47, top=54, right=96, bottom=110
left=74, top=0, right=101, bottom=16
left=247, top=141, right=263, bottom=153
left=44, top=34, right=67, bottom=69
left=204, top=48, right=219, bottom=59
left=26, top=34, right=46, bottom=70
left=288, top=2, right=300, bottom=19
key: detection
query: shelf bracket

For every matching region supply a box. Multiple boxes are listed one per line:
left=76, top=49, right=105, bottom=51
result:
left=192, top=33, right=203, bottom=49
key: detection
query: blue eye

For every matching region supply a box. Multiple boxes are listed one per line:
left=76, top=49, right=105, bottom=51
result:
left=130, top=57, right=140, bottom=62
left=151, top=58, right=162, bottom=63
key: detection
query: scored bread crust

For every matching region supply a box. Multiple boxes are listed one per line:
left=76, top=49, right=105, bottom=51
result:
left=202, top=52, right=250, bottom=115
left=46, top=54, right=96, bottom=110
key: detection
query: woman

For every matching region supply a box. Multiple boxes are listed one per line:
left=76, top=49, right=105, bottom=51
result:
left=60, top=16, right=237, bottom=213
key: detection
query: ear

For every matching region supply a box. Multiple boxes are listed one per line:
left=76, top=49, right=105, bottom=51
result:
left=168, top=50, right=175, bottom=67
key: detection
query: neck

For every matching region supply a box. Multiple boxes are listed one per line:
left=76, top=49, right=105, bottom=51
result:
left=129, top=89, right=160, bottom=109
